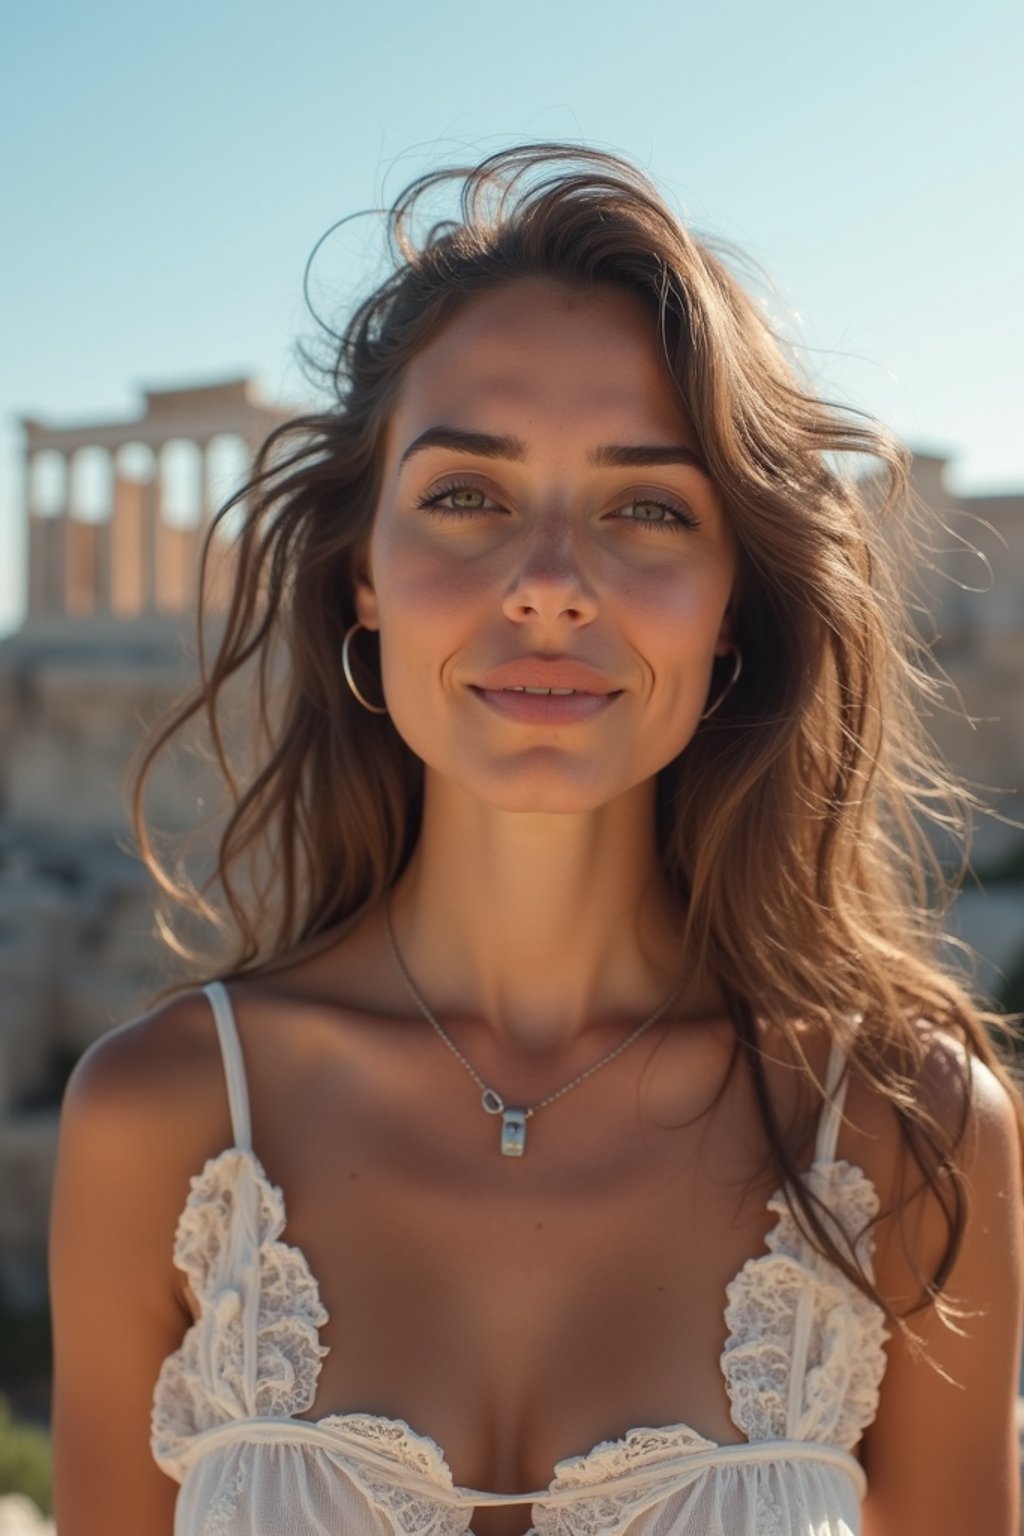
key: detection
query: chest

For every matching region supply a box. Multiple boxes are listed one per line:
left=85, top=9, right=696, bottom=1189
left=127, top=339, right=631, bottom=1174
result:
left=166, top=1130, right=884, bottom=1536
left=163, top=1010, right=886, bottom=1536
left=238, top=1042, right=786, bottom=1495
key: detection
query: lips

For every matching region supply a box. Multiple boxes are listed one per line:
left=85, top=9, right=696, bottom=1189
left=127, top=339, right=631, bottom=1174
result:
left=472, top=656, right=620, bottom=695
left=472, top=687, right=621, bottom=725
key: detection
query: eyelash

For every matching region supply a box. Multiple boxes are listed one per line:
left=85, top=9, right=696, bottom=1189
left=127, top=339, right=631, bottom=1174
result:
left=414, top=480, right=700, bottom=533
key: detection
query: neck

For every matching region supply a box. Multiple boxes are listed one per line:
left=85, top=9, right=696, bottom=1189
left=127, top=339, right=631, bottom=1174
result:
left=383, top=770, right=723, bottom=1059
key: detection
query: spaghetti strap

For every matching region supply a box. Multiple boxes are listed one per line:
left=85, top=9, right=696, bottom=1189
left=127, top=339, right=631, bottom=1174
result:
left=813, top=1028, right=852, bottom=1165
left=201, top=980, right=252, bottom=1152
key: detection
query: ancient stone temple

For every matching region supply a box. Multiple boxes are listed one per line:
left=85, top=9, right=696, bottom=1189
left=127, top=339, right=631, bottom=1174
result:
left=21, top=376, right=290, bottom=624
left=0, top=378, right=291, bottom=1312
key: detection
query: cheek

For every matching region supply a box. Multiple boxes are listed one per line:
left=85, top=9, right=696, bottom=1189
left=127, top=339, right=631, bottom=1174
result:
left=385, top=554, right=483, bottom=630
left=372, top=539, right=480, bottom=710
left=373, top=513, right=478, bottom=608
left=630, top=559, right=732, bottom=645
left=628, top=566, right=734, bottom=733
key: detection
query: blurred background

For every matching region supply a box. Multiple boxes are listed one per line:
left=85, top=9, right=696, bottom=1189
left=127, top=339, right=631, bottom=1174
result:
left=0, top=0, right=1021, bottom=1521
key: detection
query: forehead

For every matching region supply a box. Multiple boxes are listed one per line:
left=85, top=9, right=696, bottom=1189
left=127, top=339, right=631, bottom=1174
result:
left=388, top=278, right=700, bottom=450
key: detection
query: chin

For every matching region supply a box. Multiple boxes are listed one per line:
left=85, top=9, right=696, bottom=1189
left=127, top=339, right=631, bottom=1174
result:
left=448, top=759, right=642, bottom=816
left=477, top=788, right=610, bottom=815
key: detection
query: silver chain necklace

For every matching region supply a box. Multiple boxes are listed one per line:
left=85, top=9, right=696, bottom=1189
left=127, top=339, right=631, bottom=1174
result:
left=382, top=894, right=689, bottom=1158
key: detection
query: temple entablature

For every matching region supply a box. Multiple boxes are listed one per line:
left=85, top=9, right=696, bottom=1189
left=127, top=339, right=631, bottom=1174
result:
left=21, top=377, right=291, bottom=623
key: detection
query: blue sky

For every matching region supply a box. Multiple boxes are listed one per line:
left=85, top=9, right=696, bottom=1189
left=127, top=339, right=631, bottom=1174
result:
left=2, top=0, right=1021, bottom=635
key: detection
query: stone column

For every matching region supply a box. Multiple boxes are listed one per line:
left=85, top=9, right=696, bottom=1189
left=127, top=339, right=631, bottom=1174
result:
left=93, top=447, right=113, bottom=615
left=65, top=447, right=89, bottom=616
left=29, top=451, right=70, bottom=614
left=111, top=444, right=140, bottom=616
left=180, top=439, right=203, bottom=612
left=26, top=450, right=47, bottom=615
left=143, top=441, right=161, bottom=612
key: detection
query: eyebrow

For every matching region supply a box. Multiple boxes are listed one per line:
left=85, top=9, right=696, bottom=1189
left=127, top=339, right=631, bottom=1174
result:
left=398, top=426, right=711, bottom=475
left=399, top=428, right=526, bottom=466
left=591, top=442, right=710, bottom=473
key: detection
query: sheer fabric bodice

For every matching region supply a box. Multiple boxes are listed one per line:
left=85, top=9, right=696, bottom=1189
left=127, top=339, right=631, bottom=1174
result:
left=150, top=983, right=890, bottom=1535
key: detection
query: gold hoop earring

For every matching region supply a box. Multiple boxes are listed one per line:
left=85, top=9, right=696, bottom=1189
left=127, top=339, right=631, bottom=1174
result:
left=342, top=622, right=388, bottom=715
left=700, top=645, right=742, bottom=722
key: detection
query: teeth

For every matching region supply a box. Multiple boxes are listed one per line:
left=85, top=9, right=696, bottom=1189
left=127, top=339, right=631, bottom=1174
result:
left=504, top=686, right=577, bottom=695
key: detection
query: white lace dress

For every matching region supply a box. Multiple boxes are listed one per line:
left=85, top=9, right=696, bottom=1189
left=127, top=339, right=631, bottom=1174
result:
left=151, top=983, right=889, bottom=1536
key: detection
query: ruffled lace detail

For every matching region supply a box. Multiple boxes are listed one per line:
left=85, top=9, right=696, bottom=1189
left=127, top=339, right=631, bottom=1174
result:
left=721, top=1158, right=890, bottom=1451
left=753, top=1486, right=786, bottom=1536
left=321, top=1412, right=457, bottom=1488
left=151, top=1148, right=329, bottom=1478
left=534, top=1425, right=718, bottom=1536
left=201, top=1457, right=247, bottom=1535
left=318, top=1415, right=467, bottom=1536
left=549, top=1424, right=716, bottom=1487
left=150, top=1131, right=887, bottom=1520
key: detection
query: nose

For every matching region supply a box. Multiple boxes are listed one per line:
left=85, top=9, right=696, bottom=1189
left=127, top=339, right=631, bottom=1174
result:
left=500, top=510, right=598, bottom=626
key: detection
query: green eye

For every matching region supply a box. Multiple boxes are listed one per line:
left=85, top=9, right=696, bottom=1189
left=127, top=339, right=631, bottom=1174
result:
left=450, top=487, right=487, bottom=510
left=415, top=482, right=497, bottom=518
left=616, top=497, right=699, bottom=533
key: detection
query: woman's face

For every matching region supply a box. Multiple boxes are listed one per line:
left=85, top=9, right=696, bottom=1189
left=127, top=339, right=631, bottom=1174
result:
left=354, top=277, right=738, bottom=813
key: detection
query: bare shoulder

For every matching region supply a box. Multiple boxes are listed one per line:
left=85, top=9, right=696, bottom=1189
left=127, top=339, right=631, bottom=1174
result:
left=851, top=1024, right=1024, bottom=1535
left=64, top=986, right=235, bottom=1173
left=912, top=1022, right=1024, bottom=1158
left=57, top=985, right=240, bottom=1312
left=50, top=987, right=239, bottom=1531
left=905, top=1022, right=1023, bottom=1264
left=835, top=1019, right=1023, bottom=1307
left=841, top=1019, right=1021, bottom=1168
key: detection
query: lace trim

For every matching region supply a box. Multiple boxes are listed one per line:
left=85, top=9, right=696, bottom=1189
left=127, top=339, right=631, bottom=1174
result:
left=332, top=1472, right=467, bottom=1536
left=151, top=1148, right=329, bottom=1478
left=548, top=1424, right=717, bottom=1487
left=320, top=1412, right=457, bottom=1489
left=721, top=1159, right=890, bottom=1450
left=152, top=1141, right=889, bottom=1491
left=531, top=1424, right=720, bottom=1536
left=320, top=1420, right=718, bottom=1536
left=314, top=1415, right=468, bottom=1536
left=753, top=1483, right=786, bottom=1536
left=201, top=1455, right=247, bottom=1535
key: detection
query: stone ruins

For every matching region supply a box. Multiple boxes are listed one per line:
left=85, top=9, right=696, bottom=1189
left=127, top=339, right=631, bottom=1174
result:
left=0, top=378, right=290, bottom=1312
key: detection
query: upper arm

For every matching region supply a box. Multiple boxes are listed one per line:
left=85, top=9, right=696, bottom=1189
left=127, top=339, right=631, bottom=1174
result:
left=48, top=995, right=227, bottom=1535
left=859, top=1041, right=1024, bottom=1536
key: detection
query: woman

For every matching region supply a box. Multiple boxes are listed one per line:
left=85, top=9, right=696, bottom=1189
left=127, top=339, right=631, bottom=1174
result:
left=49, top=144, right=1023, bottom=1535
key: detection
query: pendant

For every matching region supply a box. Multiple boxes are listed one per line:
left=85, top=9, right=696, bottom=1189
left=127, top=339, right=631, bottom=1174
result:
left=481, top=1088, right=528, bottom=1157
left=500, top=1108, right=527, bottom=1158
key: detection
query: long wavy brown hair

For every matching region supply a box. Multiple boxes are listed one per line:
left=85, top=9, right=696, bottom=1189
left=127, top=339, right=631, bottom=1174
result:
left=127, top=142, right=1022, bottom=1338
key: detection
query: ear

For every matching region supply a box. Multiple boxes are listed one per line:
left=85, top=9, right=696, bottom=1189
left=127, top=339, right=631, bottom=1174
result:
left=351, top=540, right=379, bottom=631
left=713, top=603, right=736, bottom=656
